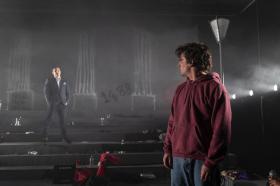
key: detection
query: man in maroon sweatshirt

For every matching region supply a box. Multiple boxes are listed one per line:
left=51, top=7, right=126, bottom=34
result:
left=163, top=42, right=232, bottom=186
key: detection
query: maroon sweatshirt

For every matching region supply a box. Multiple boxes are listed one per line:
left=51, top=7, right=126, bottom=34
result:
left=163, top=72, right=232, bottom=168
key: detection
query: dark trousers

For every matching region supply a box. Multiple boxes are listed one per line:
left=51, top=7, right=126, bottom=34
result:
left=43, top=103, right=68, bottom=139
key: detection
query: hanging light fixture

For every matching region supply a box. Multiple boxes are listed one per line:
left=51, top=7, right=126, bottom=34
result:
left=210, top=17, right=230, bottom=84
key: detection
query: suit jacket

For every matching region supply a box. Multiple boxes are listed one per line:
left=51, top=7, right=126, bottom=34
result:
left=44, top=76, right=70, bottom=106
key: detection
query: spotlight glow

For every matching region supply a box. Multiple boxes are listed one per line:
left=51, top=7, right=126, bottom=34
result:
left=231, top=94, right=236, bottom=100
left=249, top=90, right=254, bottom=96
left=273, top=84, right=278, bottom=91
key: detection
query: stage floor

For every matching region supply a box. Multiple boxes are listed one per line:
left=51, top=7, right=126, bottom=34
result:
left=0, top=178, right=170, bottom=186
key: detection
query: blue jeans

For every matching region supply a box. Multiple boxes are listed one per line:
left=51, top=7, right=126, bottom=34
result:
left=171, top=157, right=220, bottom=186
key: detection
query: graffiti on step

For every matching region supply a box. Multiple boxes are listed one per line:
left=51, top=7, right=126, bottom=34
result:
left=100, top=83, right=132, bottom=103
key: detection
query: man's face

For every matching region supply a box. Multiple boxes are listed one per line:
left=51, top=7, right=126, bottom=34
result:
left=178, top=53, right=191, bottom=77
left=52, top=67, right=61, bottom=78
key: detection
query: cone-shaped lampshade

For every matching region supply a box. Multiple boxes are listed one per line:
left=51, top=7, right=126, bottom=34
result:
left=210, top=18, right=230, bottom=43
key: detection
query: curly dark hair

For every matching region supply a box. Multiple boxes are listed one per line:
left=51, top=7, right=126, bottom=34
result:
left=175, top=42, right=212, bottom=72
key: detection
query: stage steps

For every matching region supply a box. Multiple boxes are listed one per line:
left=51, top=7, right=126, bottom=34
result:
left=0, top=111, right=169, bottom=181
left=0, top=141, right=163, bottom=154
left=0, top=130, right=162, bottom=142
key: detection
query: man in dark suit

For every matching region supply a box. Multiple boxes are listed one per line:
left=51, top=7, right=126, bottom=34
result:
left=43, top=67, right=71, bottom=143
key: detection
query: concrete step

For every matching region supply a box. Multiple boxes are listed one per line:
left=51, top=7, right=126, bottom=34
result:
left=0, top=152, right=163, bottom=166
left=0, top=130, right=162, bottom=142
left=0, top=163, right=169, bottom=181
left=0, top=141, right=163, bottom=155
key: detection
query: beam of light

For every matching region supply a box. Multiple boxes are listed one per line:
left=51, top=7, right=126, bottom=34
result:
left=273, top=84, right=278, bottom=91
left=249, top=90, right=254, bottom=96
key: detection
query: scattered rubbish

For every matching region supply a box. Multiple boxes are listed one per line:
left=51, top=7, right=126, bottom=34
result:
left=106, top=113, right=111, bottom=119
left=96, top=151, right=120, bottom=177
left=28, top=151, right=38, bottom=155
left=12, top=116, right=22, bottom=127
left=142, top=129, right=149, bottom=134
left=156, top=129, right=163, bottom=133
left=118, top=151, right=125, bottom=154
left=140, top=173, right=156, bottom=179
left=100, top=117, right=105, bottom=126
left=158, top=133, right=166, bottom=141
left=89, top=154, right=95, bottom=166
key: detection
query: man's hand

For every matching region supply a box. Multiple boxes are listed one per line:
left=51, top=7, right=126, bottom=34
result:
left=269, top=177, right=280, bottom=186
left=163, top=153, right=172, bottom=169
left=201, top=164, right=210, bottom=182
